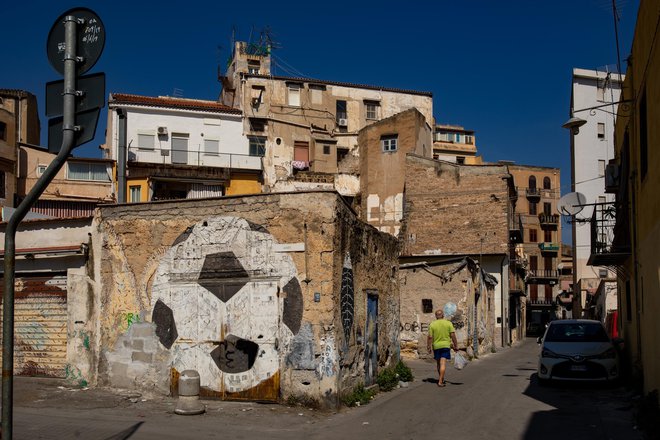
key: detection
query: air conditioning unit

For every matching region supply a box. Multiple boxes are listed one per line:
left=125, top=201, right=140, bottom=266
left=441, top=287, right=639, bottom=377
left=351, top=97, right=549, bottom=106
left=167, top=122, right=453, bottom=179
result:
left=157, top=126, right=168, bottom=136
left=604, top=163, right=620, bottom=193
left=337, top=118, right=348, bottom=127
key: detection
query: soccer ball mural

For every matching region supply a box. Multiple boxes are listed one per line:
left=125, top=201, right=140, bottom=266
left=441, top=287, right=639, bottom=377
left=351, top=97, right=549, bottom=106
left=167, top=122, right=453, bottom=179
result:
left=150, top=216, right=303, bottom=398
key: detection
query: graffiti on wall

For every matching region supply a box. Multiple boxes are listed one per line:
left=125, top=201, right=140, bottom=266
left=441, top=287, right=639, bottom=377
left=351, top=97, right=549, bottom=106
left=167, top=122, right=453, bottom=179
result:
left=340, top=253, right=354, bottom=350
left=151, top=216, right=303, bottom=396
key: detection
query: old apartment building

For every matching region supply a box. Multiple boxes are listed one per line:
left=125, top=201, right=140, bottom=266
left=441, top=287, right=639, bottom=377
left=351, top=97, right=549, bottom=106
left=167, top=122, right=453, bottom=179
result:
left=433, top=124, right=482, bottom=164
left=508, top=164, right=562, bottom=331
left=0, top=89, right=40, bottom=218
left=219, top=41, right=434, bottom=197
left=568, top=68, right=624, bottom=323
left=104, top=93, right=259, bottom=202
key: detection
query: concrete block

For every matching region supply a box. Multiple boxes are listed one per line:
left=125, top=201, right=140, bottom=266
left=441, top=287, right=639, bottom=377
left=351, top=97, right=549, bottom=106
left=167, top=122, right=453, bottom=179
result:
left=132, top=351, right=153, bottom=363
left=130, top=323, right=155, bottom=338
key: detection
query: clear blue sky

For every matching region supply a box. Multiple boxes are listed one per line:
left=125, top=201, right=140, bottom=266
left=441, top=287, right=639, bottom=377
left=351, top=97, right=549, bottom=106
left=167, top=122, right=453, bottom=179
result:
left=1, top=0, right=639, bottom=239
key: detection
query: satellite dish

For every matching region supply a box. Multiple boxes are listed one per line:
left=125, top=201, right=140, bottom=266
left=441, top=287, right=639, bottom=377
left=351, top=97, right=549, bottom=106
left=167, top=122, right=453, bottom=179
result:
left=558, top=192, right=587, bottom=216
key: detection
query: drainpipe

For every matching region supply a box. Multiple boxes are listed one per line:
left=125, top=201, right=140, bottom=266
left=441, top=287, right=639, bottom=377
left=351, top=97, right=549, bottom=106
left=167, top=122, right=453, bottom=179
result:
left=116, top=108, right=127, bottom=203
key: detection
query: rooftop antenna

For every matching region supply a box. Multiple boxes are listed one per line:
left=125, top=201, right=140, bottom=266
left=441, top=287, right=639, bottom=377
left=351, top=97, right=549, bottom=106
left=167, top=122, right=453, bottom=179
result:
left=173, top=88, right=184, bottom=98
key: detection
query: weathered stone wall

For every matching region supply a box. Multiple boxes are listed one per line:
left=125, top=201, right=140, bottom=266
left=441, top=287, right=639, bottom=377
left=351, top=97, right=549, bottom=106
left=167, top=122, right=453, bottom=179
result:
left=402, top=157, right=510, bottom=256
left=359, top=109, right=433, bottom=237
left=399, top=258, right=496, bottom=359
left=89, top=191, right=398, bottom=407
left=331, top=199, right=400, bottom=394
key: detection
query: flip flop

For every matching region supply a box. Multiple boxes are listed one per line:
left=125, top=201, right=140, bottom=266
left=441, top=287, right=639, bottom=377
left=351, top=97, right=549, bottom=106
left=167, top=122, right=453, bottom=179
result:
left=437, top=381, right=446, bottom=387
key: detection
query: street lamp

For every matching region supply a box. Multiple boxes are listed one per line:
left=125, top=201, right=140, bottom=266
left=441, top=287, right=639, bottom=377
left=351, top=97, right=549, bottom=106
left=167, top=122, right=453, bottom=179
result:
left=562, top=116, right=587, bottom=135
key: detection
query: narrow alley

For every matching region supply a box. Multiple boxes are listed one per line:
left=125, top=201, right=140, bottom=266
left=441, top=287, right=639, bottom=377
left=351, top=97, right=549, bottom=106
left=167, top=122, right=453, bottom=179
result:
left=9, top=339, right=639, bottom=440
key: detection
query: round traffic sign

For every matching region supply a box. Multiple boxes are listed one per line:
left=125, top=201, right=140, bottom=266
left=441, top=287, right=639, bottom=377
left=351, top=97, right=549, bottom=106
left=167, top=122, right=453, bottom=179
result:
left=46, top=7, right=105, bottom=76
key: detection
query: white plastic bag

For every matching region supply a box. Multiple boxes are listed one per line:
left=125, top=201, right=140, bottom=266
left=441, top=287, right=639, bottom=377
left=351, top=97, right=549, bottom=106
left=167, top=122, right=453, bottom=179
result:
left=454, top=351, right=468, bottom=370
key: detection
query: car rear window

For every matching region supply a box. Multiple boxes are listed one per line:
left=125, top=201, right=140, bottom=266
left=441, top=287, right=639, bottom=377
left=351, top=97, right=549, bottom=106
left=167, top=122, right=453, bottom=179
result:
left=544, top=323, right=610, bottom=342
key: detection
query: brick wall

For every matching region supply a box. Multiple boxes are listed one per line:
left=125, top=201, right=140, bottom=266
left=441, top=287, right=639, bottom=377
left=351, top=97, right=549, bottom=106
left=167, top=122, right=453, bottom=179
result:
left=402, top=156, right=510, bottom=256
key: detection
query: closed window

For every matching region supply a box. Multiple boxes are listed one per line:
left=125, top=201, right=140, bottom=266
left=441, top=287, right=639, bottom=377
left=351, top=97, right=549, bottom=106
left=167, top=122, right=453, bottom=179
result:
left=309, top=84, right=325, bottom=104
left=138, top=133, right=155, bottom=150
left=598, top=160, right=606, bottom=177
left=597, top=122, right=605, bottom=139
left=204, top=139, right=219, bottom=156
left=67, top=162, right=110, bottom=181
left=171, top=133, right=189, bottom=164
left=323, top=144, right=331, bottom=155
left=544, top=202, right=551, bottom=215
left=365, top=101, right=380, bottom=120
left=464, top=135, right=474, bottom=145
left=544, top=230, right=552, bottom=242
left=129, top=185, right=141, bottom=203
left=529, top=201, right=537, bottom=215
left=529, top=229, right=538, bottom=243
left=248, top=136, right=266, bottom=157
left=597, top=81, right=605, bottom=101
left=288, top=83, right=301, bottom=106
left=381, top=135, right=398, bottom=152
left=543, top=176, right=551, bottom=189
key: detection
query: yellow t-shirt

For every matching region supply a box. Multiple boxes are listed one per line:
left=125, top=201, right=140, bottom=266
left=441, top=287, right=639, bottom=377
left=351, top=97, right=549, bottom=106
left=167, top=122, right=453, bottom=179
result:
left=429, top=319, right=455, bottom=349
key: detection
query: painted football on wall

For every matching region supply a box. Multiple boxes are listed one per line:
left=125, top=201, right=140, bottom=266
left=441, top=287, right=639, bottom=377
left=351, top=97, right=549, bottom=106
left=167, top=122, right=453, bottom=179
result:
left=151, top=216, right=303, bottom=394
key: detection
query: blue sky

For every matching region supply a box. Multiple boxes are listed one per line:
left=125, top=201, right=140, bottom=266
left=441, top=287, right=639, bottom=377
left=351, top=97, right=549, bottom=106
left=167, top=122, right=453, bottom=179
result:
left=2, top=0, right=639, bottom=239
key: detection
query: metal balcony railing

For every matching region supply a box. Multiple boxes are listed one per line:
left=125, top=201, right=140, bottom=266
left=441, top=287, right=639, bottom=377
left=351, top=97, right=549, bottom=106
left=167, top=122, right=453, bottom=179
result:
left=538, top=213, right=559, bottom=227
left=528, top=298, right=555, bottom=306
left=588, top=202, right=630, bottom=266
left=538, top=242, right=559, bottom=253
left=527, top=269, right=559, bottom=280
left=526, top=187, right=541, bottom=200
left=128, top=146, right=262, bottom=171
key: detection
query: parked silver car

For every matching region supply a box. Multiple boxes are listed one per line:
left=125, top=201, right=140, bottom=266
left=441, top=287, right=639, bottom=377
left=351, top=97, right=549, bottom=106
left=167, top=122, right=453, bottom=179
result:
left=537, top=319, right=620, bottom=384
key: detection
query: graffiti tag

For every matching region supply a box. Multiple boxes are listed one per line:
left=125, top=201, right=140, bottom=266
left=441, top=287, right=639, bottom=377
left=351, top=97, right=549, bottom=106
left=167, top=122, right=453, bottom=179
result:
left=122, top=312, right=141, bottom=330
left=400, top=322, right=430, bottom=333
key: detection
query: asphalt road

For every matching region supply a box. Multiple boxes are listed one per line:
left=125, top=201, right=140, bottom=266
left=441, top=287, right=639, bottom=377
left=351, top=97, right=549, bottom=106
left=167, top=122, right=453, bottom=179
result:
left=8, top=339, right=641, bottom=439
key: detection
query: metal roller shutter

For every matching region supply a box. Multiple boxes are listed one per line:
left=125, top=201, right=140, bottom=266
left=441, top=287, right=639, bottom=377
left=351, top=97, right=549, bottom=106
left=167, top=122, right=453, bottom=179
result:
left=0, top=275, right=68, bottom=377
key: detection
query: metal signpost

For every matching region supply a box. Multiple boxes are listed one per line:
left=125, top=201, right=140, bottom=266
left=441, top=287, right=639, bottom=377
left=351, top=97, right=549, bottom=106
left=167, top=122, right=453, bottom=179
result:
left=1, top=8, right=105, bottom=439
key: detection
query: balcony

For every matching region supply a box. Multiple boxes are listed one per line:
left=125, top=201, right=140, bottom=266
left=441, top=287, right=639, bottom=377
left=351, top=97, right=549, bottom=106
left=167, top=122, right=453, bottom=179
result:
left=528, top=297, right=555, bottom=306
left=525, top=187, right=541, bottom=202
left=509, top=213, right=523, bottom=243
left=128, top=146, right=262, bottom=171
left=538, top=213, right=559, bottom=228
left=538, top=242, right=559, bottom=253
left=526, top=269, right=559, bottom=284
left=588, top=202, right=631, bottom=266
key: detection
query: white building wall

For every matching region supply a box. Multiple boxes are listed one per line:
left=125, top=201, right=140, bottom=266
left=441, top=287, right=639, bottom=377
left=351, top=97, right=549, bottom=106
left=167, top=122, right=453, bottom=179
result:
left=571, top=68, right=624, bottom=284
left=109, top=107, right=255, bottom=169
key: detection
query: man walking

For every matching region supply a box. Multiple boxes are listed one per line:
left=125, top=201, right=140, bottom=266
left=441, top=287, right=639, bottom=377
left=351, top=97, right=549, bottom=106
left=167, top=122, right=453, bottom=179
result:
left=427, top=309, right=458, bottom=387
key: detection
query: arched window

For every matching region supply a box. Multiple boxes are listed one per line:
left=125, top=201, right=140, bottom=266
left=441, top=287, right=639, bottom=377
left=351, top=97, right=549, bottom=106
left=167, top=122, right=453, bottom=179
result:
left=528, top=175, right=537, bottom=189
left=543, top=176, right=551, bottom=190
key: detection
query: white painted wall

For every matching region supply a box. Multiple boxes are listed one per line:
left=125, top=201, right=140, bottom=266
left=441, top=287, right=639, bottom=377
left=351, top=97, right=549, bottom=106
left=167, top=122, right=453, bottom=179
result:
left=109, top=105, right=257, bottom=170
left=571, top=68, right=623, bottom=283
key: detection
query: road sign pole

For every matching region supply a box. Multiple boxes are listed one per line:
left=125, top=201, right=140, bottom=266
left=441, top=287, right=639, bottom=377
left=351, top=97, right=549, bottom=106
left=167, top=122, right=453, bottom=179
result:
left=1, top=15, right=80, bottom=440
